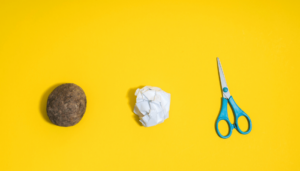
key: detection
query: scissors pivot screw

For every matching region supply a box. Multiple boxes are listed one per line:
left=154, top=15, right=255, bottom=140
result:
left=223, top=87, right=228, bottom=92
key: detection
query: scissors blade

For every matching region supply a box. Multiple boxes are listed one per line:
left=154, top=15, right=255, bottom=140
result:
left=217, top=58, right=231, bottom=99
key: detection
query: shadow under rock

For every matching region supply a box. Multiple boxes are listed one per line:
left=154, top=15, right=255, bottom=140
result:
left=39, top=83, right=63, bottom=124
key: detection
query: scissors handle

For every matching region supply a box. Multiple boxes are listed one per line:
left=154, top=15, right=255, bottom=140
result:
left=216, top=98, right=235, bottom=139
left=228, top=97, right=252, bottom=135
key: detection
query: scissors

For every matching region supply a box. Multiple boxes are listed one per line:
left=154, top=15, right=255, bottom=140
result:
left=216, top=58, right=252, bottom=139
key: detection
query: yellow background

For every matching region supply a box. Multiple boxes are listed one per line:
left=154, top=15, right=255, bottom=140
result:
left=1, top=0, right=299, bottom=170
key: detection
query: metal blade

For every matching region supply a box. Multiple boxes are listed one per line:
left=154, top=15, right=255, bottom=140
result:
left=217, top=58, right=231, bottom=99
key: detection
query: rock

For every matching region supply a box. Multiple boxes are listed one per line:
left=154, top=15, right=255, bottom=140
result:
left=47, top=83, right=87, bottom=126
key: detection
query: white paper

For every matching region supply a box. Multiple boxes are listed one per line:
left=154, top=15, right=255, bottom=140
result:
left=133, top=86, right=171, bottom=127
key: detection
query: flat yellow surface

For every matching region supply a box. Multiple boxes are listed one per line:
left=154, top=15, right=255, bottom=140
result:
left=1, top=0, right=299, bottom=170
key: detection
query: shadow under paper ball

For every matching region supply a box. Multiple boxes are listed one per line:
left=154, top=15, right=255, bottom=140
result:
left=127, top=86, right=145, bottom=126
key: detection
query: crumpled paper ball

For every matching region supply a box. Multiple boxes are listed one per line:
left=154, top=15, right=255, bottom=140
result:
left=133, top=86, right=171, bottom=127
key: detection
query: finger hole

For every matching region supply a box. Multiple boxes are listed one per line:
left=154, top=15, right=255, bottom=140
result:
left=237, top=116, right=249, bottom=132
left=218, top=120, right=230, bottom=136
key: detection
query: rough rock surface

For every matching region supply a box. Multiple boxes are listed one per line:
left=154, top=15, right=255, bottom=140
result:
left=47, top=83, right=86, bottom=126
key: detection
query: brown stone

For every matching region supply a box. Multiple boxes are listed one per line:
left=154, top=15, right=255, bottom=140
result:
left=47, top=83, right=86, bottom=126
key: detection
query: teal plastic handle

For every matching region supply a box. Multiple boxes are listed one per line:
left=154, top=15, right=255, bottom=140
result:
left=215, top=98, right=235, bottom=139
left=228, top=97, right=252, bottom=135
left=216, top=97, right=252, bottom=139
